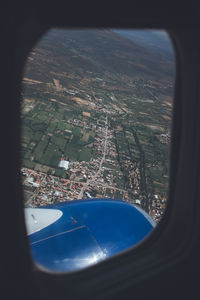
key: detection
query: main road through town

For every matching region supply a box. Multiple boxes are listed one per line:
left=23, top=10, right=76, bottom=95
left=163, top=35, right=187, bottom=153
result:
left=77, top=115, right=108, bottom=199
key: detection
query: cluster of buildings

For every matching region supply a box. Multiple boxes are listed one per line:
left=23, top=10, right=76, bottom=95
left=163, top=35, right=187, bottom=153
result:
left=22, top=109, right=167, bottom=223
left=82, top=181, right=124, bottom=199
left=69, top=159, right=101, bottom=182
left=94, top=103, right=118, bottom=115
left=67, top=118, right=96, bottom=131
left=158, top=132, right=171, bottom=144
left=22, top=167, right=84, bottom=206
left=150, top=194, right=167, bottom=222
left=22, top=164, right=166, bottom=223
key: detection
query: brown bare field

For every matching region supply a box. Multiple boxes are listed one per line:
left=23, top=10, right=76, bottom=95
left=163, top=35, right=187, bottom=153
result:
left=24, top=98, right=35, bottom=103
left=164, top=101, right=172, bottom=107
left=23, top=106, right=34, bottom=113
left=139, top=99, right=154, bottom=103
left=154, top=181, right=165, bottom=186
left=146, top=124, right=164, bottom=131
left=110, top=95, right=117, bottom=102
left=112, top=104, right=122, bottom=112
left=82, top=112, right=91, bottom=117
left=23, top=77, right=42, bottom=84
left=162, top=115, right=171, bottom=121
left=53, top=78, right=60, bottom=88
left=139, top=112, right=149, bottom=115
left=50, top=71, right=74, bottom=79
left=80, top=77, right=92, bottom=85
left=72, top=97, right=85, bottom=105
left=71, top=97, right=93, bottom=108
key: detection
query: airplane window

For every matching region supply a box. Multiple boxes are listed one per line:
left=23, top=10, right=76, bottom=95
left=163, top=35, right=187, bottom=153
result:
left=21, top=29, right=175, bottom=272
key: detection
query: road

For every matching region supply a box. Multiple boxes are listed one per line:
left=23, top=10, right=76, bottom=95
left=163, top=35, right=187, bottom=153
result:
left=24, top=174, right=47, bottom=206
left=77, top=115, right=108, bottom=199
left=23, top=115, right=124, bottom=204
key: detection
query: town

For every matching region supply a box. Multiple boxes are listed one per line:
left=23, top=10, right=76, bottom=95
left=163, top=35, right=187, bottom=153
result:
left=22, top=112, right=168, bottom=223
left=21, top=29, right=173, bottom=224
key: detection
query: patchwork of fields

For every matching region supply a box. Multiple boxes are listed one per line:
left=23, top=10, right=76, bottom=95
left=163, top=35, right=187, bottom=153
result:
left=21, top=29, right=174, bottom=222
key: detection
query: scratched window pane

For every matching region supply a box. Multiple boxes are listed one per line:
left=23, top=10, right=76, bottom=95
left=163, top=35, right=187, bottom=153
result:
left=21, top=29, right=174, bottom=272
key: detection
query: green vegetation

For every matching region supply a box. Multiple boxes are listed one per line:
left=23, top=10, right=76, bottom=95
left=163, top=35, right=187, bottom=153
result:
left=21, top=100, right=95, bottom=168
left=21, top=28, right=173, bottom=212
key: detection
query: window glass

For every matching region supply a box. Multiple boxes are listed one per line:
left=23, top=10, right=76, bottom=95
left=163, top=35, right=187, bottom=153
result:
left=21, top=29, right=175, bottom=272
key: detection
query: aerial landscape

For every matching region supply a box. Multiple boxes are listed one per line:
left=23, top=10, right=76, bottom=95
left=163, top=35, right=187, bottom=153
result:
left=21, top=29, right=174, bottom=223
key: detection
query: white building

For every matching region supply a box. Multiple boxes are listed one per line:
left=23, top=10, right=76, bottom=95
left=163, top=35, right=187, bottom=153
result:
left=58, top=160, right=69, bottom=170
left=27, top=177, right=40, bottom=188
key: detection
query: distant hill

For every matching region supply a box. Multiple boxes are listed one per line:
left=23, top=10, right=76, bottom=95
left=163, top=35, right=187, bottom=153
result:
left=24, top=29, right=174, bottom=86
left=112, top=29, right=174, bottom=60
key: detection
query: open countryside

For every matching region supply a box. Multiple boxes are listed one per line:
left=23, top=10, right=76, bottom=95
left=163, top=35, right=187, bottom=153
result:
left=21, top=29, right=174, bottom=222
